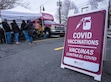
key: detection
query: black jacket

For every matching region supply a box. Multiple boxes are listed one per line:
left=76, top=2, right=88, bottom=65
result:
left=25, top=22, right=34, bottom=36
left=21, top=22, right=27, bottom=30
left=11, top=22, right=20, bottom=33
left=2, top=22, right=11, bottom=32
left=0, top=28, right=5, bottom=38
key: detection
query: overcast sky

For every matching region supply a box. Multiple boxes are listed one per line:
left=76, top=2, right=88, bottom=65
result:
left=22, top=0, right=88, bottom=15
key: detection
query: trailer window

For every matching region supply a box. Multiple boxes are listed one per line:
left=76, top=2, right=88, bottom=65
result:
left=44, top=20, right=56, bottom=25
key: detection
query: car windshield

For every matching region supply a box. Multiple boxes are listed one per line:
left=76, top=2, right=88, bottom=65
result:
left=44, top=20, right=56, bottom=25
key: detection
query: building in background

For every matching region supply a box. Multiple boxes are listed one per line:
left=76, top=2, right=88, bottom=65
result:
left=68, top=0, right=109, bottom=16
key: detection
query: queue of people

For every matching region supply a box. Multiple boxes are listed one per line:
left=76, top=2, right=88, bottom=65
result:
left=0, top=19, right=34, bottom=44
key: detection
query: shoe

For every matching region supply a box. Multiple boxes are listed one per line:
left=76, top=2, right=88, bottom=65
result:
left=29, top=42, right=32, bottom=44
left=25, top=40, right=30, bottom=44
left=29, top=42, right=34, bottom=45
left=16, top=42, right=20, bottom=44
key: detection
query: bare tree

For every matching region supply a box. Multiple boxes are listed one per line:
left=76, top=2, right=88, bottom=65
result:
left=88, top=0, right=98, bottom=10
left=0, top=0, right=21, bottom=9
left=70, top=2, right=78, bottom=14
left=61, top=0, right=70, bottom=24
left=16, top=0, right=31, bottom=9
left=0, top=0, right=30, bottom=9
left=56, top=0, right=77, bottom=25
left=88, top=0, right=104, bottom=10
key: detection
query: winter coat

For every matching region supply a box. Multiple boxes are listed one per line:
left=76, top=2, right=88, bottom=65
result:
left=0, top=28, right=5, bottom=39
left=11, top=22, right=20, bottom=33
left=25, top=21, right=34, bottom=36
left=21, top=22, right=27, bottom=30
left=2, top=22, right=11, bottom=32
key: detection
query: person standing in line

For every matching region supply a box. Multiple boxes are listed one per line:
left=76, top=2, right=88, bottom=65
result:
left=11, top=20, right=20, bottom=44
left=43, top=30, right=47, bottom=39
left=0, top=27, right=6, bottom=44
left=21, top=20, right=29, bottom=41
left=2, top=19, right=12, bottom=44
left=25, top=20, right=34, bottom=44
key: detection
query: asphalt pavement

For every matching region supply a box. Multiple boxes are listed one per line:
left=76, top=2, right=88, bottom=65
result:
left=0, top=37, right=111, bottom=82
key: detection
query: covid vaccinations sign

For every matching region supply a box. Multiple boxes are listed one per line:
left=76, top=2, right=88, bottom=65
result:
left=61, top=10, right=106, bottom=80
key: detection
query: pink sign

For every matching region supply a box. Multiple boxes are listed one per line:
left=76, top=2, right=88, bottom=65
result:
left=61, top=10, right=106, bottom=75
left=42, top=13, right=54, bottom=20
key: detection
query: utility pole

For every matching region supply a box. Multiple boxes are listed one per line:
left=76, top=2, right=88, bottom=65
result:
left=40, top=4, right=45, bottom=13
left=108, top=0, right=110, bottom=29
left=57, top=0, right=62, bottom=24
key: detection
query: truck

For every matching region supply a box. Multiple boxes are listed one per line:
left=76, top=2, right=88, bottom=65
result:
left=33, top=13, right=65, bottom=38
